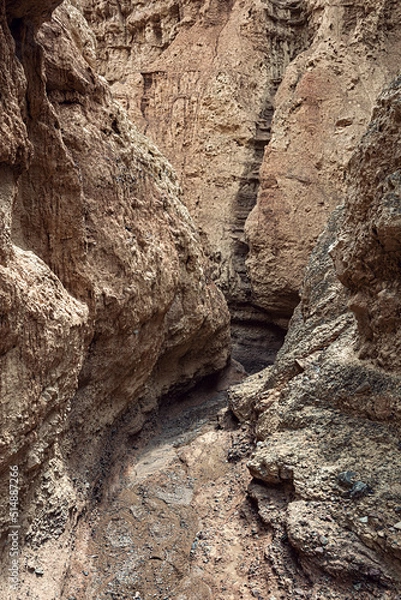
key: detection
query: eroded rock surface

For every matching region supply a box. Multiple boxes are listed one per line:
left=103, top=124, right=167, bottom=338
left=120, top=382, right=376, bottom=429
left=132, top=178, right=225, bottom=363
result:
left=245, top=0, right=401, bottom=321
left=80, top=0, right=316, bottom=370
left=231, top=78, right=401, bottom=595
left=81, top=0, right=401, bottom=335
left=2, top=0, right=401, bottom=598
left=0, top=1, right=230, bottom=595
left=81, top=0, right=309, bottom=307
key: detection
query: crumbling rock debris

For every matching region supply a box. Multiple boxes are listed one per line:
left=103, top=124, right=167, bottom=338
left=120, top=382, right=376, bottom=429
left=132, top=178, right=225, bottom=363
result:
left=232, top=75, right=401, bottom=594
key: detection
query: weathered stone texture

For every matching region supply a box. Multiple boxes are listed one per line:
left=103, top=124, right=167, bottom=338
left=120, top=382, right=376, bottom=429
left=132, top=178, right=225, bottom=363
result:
left=245, top=0, right=401, bottom=321
left=332, top=75, right=401, bottom=372
left=81, top=0, right=311, bottom=315
left=0, top=0, right=230, bottom=593
left=81, top=0, right=401, bottom=334
left=231, top=78, right=401, bottom=592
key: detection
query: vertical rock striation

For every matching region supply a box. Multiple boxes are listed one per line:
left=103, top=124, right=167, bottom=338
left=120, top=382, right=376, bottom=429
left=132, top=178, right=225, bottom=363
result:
left=82, top=0, right=401, bottom=368
left=81, top=0, right=313, bottom=369
left=0, top=0, right=230, bottom=595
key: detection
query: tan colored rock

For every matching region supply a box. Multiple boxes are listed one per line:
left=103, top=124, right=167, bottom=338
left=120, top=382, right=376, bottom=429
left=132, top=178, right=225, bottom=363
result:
left=80, top=0, right=401, bottom=332
left=332, top=76, right=401, bottom=372
left=81, top=0, right=311, bottom=314
left=0, top=0, right=230, bottom=590
left=245, top=0, right=401, bottom=320
left=243, top=76, right=401, bottom=592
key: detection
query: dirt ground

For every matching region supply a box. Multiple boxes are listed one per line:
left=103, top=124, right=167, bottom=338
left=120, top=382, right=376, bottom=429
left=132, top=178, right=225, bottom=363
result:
left=59, top=365, right=282, bottom=600
left=58, top=364, right=398, bottom=600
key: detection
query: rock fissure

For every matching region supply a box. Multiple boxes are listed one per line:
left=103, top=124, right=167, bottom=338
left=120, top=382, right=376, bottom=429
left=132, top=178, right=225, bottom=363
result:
left=82, top=0, right=315, bottom=373
left=1, top=0, right=401, bottom=598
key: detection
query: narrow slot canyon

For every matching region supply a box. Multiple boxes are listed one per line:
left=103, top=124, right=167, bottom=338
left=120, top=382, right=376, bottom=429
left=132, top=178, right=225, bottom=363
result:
left=1, top=1, right=401, bottom=600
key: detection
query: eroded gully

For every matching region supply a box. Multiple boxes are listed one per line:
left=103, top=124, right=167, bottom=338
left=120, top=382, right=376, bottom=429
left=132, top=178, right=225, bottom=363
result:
left=60, top=360, right=294, bottom=600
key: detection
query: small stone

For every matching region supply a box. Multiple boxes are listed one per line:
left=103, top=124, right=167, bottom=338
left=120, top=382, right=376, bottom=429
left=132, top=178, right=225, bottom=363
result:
left=394, top=522, right=401, bottom=530
left=359, top=516, right=369, bottom=523
left=83, top=571, right=89, bottom=576
left=350, top=480, right=371, bottom=499
left=355, top=381, right=371, bottom=394
left=368, top=568, right=381, bottom=579
left=337, top=471, right=356, bottom=487
left=319, top=535, right=329, bottom=546
left=315, top=546, right=324, bottom=554
left=34, top=568, right=44, bottom=576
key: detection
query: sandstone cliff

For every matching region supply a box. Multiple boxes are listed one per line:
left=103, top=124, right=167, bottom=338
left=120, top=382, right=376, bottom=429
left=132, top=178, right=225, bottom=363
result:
left=246, top=0, right=401, bottom=323
left=2, top=0, right=401, bottom=597
left=82, top=0, right=401, bottom=334
left=80, top=0, right=314, bottom=370
left=0, top=0, right=230, bottom=594
left=230, top=76, right=401, bottom=594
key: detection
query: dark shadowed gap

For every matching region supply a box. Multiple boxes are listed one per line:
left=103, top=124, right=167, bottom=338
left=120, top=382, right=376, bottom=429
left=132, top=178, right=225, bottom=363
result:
left=227, top=0, right=312, bottom=373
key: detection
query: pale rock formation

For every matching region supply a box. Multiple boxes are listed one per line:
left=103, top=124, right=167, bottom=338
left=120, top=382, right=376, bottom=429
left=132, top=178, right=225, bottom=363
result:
left=246, top=0, right=401, bottom=321
left=0, top=0, right=230, bottom=593
left=80, top=0, right=314, bottom=370
left=82, top=0, right=401, bottom=336
left=230, top=77, right=401, bottom=593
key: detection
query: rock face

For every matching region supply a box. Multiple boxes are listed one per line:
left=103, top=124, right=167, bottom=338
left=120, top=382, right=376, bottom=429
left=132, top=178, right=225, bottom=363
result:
left=0, top=0, right=230, bottom=592
left=80, top=0, right=315, bottom=369
left=81, top=0, right=308, bottom=304
left=245, top=0, right=401, bottom=321
left=2, top=0, right=401, bottom=597
left=81, top=0, right=401, bottom=332
left=230, top=77, right=401, bottom=593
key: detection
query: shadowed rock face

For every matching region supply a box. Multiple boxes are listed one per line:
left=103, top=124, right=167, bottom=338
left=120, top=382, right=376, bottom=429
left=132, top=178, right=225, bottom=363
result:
left=332, top=75, right=401, bottom=373
left=0, top=0, right=230, bottom=590
left=230, top=78, right=401, bottom=593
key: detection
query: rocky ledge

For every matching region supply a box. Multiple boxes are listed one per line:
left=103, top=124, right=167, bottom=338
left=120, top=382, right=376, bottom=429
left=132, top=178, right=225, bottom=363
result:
left=230, top=76, right=401, bottom=595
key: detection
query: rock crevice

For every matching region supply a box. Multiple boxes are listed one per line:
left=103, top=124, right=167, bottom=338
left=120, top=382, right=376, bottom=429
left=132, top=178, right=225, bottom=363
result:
left=231, top=76, right=401, bottom=594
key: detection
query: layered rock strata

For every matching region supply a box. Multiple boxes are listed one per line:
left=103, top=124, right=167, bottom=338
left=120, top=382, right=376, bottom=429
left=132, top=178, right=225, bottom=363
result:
left=0, top=0, right=230, bottom=594
left=230, top=77, right=401, bottom=594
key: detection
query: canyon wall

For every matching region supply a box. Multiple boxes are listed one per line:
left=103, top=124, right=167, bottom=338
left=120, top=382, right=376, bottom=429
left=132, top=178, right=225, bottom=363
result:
left=246, top=0, right=401, bottom=322
left=1, top=0, right=401, bottom=597
left=230, top=76, right=401, bottom=594
left=82, top=0, right=401, bottom=331
left=80, top=0, right=314, bottom=370
left=0, top=0, right=230, bottom=594
left=80, top=0, right=309, bottom=307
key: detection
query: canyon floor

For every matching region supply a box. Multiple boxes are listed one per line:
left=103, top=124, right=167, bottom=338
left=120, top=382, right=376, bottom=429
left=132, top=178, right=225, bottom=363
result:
left=45, top=364, right=396, bottom=600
